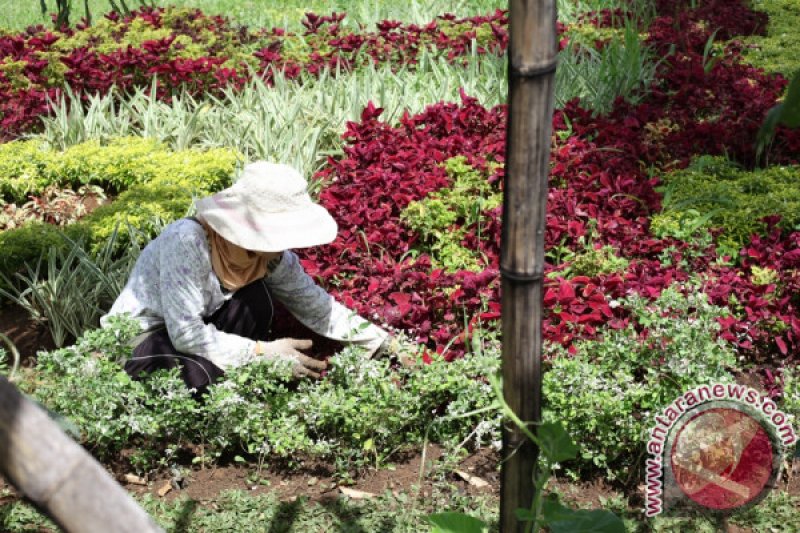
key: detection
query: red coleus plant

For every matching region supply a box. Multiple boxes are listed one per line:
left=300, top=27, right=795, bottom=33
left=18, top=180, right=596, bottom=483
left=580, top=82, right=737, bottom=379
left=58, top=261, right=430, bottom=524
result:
left=0, top=6, right=511, bottom=139
left=274, top=0, right=800, bottom=368
left=2, top=1, right=795, bottom=368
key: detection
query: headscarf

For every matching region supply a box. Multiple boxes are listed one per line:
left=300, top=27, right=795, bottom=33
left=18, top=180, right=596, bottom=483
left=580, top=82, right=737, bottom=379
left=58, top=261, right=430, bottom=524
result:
left=200, top=220, right=270, bottom=291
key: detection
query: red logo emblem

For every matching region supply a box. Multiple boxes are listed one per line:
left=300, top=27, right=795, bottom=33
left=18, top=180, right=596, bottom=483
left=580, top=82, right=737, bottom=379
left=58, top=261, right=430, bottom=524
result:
left=669, top=407, right=775, bottom=510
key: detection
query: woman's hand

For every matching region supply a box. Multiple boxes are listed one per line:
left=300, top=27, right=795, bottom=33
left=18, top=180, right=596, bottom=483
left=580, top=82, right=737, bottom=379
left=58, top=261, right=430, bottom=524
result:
left=255, top=338, right=327, bottom=378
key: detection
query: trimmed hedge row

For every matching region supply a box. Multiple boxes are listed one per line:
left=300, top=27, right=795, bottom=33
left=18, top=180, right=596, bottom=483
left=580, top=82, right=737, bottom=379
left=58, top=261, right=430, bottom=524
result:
left=0, top=137, right=235, bottom=201
left=0, top=138, right=239, bottom=280
left=653, top=155, right=800, bottom=250
left=739, top=0, right=800, bottom=76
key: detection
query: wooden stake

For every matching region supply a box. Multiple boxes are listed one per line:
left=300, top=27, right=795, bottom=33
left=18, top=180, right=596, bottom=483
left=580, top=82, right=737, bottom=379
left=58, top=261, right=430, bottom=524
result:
left=0, top=376, right=163, bottom=533
left=500, top=1, right=557, bottom=531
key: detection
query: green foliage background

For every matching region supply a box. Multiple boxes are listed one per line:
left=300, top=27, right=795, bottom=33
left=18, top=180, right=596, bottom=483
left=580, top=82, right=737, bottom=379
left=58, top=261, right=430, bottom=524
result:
left=739, top=0, right=800, bottom=77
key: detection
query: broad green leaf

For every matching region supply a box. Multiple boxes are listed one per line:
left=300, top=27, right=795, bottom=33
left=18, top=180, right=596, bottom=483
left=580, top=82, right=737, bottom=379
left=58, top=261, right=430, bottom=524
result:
left=548, top=510, right=626, bottom=533
left=514, top=508, right=537, bottom=522
left=542, top=494, right=572, bottom=522
left=426, top=512, right=486, bottom=533
left=542, top=496, right=626, bottom=533
left=757, top=70, right=800, bottom=156
left=780, top=72, right=800, bottom=127
left=538, top=421, right=579, bottom=463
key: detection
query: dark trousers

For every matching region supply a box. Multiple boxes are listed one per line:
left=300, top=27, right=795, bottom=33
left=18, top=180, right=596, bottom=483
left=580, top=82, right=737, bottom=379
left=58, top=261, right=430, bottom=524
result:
left=124, top=280, right=273, bottom=394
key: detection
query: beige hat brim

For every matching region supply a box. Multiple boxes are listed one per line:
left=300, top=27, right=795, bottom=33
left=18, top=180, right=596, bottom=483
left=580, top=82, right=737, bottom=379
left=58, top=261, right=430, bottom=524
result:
left=195, top=192, right=338, bottom=252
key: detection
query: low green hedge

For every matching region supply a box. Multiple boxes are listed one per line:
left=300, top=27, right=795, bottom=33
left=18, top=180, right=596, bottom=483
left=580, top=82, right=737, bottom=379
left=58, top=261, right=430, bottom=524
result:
left=0, top=138, right=240, bottom=281
left=739, top=0, right=800, bottom=77
left=0, top=137, right=163, bottom=202
left=652, top=155, right=800, bottom=250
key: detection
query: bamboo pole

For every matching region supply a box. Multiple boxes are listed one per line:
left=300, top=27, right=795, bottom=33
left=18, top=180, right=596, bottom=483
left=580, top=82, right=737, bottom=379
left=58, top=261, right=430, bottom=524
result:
left=0, top=376, right=164, bottom=533
left=500, top=1, right=557, bottom=531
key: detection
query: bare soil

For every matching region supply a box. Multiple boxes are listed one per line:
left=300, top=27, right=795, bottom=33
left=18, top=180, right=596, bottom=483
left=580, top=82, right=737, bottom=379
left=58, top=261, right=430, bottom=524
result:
left=119, top=445, right=498, bottom=504
left=0, top=303, right=56, bottom=366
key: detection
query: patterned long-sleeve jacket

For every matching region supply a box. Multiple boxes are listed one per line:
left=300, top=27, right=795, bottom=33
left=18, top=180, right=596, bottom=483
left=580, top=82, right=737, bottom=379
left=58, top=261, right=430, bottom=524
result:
left=100, top=218, right=389, bottom=369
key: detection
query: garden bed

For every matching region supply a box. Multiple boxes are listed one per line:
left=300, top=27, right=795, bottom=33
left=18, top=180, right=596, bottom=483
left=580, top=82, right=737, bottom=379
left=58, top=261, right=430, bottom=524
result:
left=2, top=0, right=800, bottom=531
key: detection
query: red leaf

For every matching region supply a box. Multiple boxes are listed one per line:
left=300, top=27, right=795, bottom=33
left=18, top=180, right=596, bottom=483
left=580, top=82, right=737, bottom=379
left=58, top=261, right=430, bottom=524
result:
left=776, top=337, right=788, bottom=355
left=558, top=282, right=575, bottom=303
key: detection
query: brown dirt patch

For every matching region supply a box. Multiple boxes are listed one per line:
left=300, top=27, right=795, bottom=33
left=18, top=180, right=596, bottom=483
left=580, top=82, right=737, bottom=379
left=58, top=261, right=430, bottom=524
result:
left=0, top=303, right=55, bottom=366
left=118, top=445, right=499, bottom=504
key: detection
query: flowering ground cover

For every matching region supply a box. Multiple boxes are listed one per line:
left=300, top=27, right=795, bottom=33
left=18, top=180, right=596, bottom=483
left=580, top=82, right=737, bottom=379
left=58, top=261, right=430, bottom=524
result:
left=2, top=0, right=800, bottom=530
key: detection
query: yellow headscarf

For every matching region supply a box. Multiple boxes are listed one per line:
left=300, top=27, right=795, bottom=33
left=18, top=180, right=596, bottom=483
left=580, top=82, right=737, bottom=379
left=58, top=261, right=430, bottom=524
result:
left=200, top=220, right=273, bottom=291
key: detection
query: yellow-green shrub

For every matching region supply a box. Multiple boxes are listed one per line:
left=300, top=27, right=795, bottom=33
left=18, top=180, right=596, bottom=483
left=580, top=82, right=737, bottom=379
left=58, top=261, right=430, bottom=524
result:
left=0, top=137, right=170, bottom=202
left=0, top=140, right=240, bottom=280
left=657, top=156, right=800, bottom=250
left=401, top=156, right=501, bottom=273
left=41, top=137, right=168, bottom=192
left=739, top=0, right=800, bottom=77
left=0, top=140, right=51, bottom=201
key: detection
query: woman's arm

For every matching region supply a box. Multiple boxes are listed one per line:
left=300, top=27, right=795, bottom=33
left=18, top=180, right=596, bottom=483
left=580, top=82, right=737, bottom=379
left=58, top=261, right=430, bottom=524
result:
left=265, top=251, right=389, bottom=357
left=158, top=228, right=257, bottom=369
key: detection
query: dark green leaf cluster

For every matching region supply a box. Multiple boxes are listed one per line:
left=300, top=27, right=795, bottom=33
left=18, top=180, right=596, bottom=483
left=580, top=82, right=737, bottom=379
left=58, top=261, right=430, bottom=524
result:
left=656, top=155, right=800, bottom=251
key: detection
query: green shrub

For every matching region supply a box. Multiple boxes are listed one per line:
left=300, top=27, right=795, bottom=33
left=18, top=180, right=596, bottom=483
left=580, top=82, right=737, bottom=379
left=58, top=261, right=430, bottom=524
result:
left=543, top=284, right=739, bottom=478
left=0, top=223, right=71, bottom=285
left=0, top=140, right=51, bottom=202
left=40, top=137, right=167, bottom=192
left=400, top=156, right=501, bottom=272
left=549, top=241, right=630, bottom=279
left=0, top=140, right=239, bottom=280
left=739, top=0, right=800, bottom=77
left=782, top=364, right=800, bottom=431
left=288, top=347, right=500, bottom=471
left=657, top=155, right=800, bottom=250
left=76, top=154, right=236, bottom=251
left=567, top=245, right=629, bottom=278
left=0, top=137, right=237, bottom=203
left=26, top=318, right=500, bottom=474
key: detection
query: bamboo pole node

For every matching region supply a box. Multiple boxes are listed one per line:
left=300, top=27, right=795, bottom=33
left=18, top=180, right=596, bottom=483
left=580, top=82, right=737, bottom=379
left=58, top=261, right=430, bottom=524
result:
left=499, top=266, right=544, bottom=284
left=509, top=59, right=558, bottom=78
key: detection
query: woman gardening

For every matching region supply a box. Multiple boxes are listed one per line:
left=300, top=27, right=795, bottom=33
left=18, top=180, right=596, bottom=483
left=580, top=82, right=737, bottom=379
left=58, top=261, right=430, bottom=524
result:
left=101, top=162, right=397, bottom=394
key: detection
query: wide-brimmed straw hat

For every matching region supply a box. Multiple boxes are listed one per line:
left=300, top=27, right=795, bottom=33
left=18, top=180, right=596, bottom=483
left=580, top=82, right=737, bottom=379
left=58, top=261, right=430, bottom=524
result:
left=195, top=161, right=338, bottom=252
